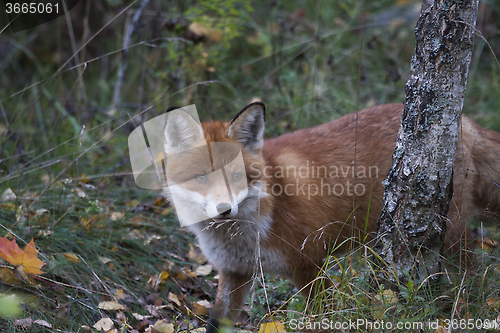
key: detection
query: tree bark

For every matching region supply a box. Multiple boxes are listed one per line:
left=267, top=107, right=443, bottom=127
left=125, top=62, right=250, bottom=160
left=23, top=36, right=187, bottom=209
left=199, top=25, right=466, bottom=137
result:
left=373, top=0, right=478, bottom=288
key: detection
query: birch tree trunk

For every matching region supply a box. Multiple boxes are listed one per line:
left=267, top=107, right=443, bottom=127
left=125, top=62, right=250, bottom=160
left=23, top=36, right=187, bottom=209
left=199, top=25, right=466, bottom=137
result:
left=373, top=0, right=478, bottom=288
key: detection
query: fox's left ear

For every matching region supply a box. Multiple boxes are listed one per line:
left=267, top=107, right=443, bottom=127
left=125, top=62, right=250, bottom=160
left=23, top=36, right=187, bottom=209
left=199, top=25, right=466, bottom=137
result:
left=228, top=102, right=265, bottom=153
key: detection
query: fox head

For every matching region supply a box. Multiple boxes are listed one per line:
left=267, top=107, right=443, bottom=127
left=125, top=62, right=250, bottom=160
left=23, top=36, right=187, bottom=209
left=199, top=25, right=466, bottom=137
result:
left=164, top=103, right=267, bottom=226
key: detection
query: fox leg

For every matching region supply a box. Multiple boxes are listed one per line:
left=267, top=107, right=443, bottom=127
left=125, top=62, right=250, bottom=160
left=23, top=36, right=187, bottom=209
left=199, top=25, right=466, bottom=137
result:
left=292, top=264, right=331, bottom=306
left=207, top=271, right=252, bottom=333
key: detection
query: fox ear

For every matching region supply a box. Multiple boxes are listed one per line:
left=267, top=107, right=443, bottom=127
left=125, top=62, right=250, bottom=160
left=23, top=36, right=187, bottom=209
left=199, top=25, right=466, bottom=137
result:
left=164, top=108, right=205, bottom=155
left=228, top=102, right=265, bottom=153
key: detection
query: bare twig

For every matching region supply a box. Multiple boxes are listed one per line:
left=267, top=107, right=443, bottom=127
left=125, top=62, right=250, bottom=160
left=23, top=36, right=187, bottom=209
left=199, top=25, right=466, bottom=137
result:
left=62, top=0, right=87, bottom=102
left=111, top=0, right=151, bottom=115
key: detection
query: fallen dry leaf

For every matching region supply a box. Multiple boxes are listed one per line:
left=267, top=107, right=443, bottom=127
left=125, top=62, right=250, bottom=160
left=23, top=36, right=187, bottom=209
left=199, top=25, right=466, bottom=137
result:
left=161, top=271, right=170, bottom=282
left=33, top=319, right=52, bottom=328
left=98, top=257, right=112, bottom=264
left=0, top=237, right=44, bottom=275
left=41, top=174, right=51, bottom=185
left=13, top=264, right=32, bottom=284
left=74, top=187, right=87, bottom=198
left=98, top=301, right=126, bottom=311
left=487, top=296, right=500, bottom=311
left=168, top=292, right=181, bottom=307
left=1, top=188, right=16, bottom=201
left=194, top=264, right=212, bottom=276
left=475, top=237, right=498, bottom=252
left=0, top=202, right=16, bottom=211
left=433, top=326, right=450, bottom=333
left=192, top=300, right=212, bottom=316
left=114, top=289, right=126, bottom=300
left=93, top=317, right=114, bottom=331
left=0, top=266, right=22, bottom=285
left=144, top=304, right=171, bottom=317
left=14, top=317, right=33, bottom=328
left=116, top=311, right=126, bottom=321
left=258, top=321, right=287, bottom=333
left=35, top=209, right=50, bottom=223
left=110, top=212, right=124, bottom=221
left=63, top=253, right=80, bottom=263
left=371, top=289, right=398, bottom=320
left=153, top=197, right=167, bottom=207
left=132, top=313, right=152, bottom=321
left=187, top=244, right=207, bottom=265
left=188, top=22, right=223, bottom=42
left=16, top=206, right=27, bottom=222
left=78, top=174, right=91, bottom=184
left=152, top=319, right=174, bottom=333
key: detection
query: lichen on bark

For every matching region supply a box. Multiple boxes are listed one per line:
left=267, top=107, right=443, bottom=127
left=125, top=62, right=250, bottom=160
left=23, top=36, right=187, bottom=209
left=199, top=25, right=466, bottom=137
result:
left=372, top=0, right=478, bottom=289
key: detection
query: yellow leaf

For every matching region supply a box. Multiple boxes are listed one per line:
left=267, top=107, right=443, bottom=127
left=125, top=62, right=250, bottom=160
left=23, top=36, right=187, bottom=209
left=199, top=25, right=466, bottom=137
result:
left=98, top=301, right=126, bottom=311
left=153, top=197, right=167, bottom=206
left=63, top=253, right=80, bottom=263
left=0, top=237, right=45, bottom=275
left=161, top=207, right=173, bottom=216
left=80, top=217, right=92, bottom=230
left=161, top=271, right=170, bottom=282
left=79, top=174, right=91, bottom=184
left=188, top=22, right=222, bottom=42
left=258, top=321, right=287, bottom=333
left=433, top=326, right=450, bottom=333
left=0, top=266, right=21, bottom=285
left=475, top=237, right=498, bottom=251
left=192, top=300, right=212, bottom=316
left=487, top=296, right=500, bottom=311
left=114, top=289, right=126, bottom=300
left=126, top=200, right=139, bottom=208
left=371, top=289, right=398, bottom=320
left=0, top=203, right=16, bottom=211
left=187, top=244, right=207, bottom=265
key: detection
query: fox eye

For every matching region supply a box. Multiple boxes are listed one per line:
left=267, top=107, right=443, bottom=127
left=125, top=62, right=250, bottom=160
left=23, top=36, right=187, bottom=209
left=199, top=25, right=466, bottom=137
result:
left=231, top=172, right=243, bottom=182
left=194, top=174, right=209, bottom=184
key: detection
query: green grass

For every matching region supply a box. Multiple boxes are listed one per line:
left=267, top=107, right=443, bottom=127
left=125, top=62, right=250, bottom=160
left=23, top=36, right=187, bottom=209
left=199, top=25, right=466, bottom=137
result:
left=0, top=0, right=499, bottom=331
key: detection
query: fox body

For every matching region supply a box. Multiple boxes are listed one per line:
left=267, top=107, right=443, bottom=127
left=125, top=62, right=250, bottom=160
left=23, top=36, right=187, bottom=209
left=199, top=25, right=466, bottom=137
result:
left=163, top=103, right=500, bottom=332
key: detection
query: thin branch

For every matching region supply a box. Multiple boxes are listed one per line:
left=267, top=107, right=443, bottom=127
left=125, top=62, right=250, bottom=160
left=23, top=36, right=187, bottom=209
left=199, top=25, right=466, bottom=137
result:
left=112, top=0, right=151, bottom=114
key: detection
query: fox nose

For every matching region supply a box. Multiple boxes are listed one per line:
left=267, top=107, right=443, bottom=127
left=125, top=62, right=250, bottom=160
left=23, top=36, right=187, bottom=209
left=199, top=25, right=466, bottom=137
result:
left=217, top=203, right=232, bottom=216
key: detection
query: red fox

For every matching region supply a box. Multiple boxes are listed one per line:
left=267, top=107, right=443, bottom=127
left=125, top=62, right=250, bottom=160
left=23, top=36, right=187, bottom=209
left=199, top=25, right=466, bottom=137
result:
left=163, top=102, right=500, bottom=332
